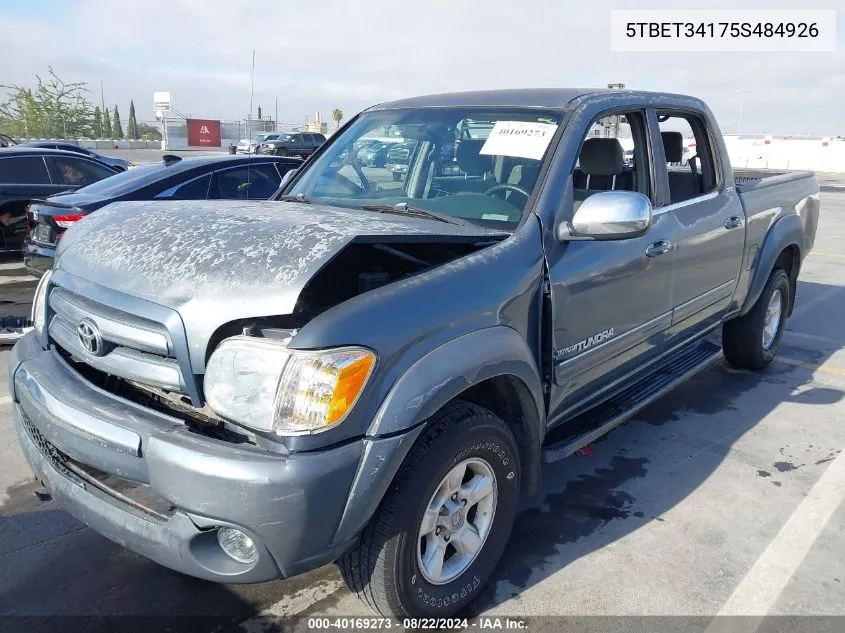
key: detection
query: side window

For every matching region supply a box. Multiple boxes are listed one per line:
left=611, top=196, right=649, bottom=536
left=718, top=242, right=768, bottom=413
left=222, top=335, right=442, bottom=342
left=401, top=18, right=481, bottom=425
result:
left=212, top=164, right=281, bottom=200
left=572, top=110, right=651, bottom=206
left=0, top=156, right=51, bottom=184
left=156, top=173, right=212, bottom=200
left=655, top=112, right=718, bottom=204
left=303, top=134, right=314, bottom=144
left=49, top=157, right=114, bottom=186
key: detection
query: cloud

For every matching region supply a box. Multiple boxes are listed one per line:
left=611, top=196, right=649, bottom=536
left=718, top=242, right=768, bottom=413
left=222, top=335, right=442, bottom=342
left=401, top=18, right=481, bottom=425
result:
left=1, top=0, right=842, bottom=134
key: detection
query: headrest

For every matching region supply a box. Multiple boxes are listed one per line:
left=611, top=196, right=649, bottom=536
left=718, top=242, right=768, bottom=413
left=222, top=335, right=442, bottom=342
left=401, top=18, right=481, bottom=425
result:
left=456, top=139, right=493, bottom=176
left=661, top=131, right=684, bottom=163
left=579, top=138, right=624, bottom=176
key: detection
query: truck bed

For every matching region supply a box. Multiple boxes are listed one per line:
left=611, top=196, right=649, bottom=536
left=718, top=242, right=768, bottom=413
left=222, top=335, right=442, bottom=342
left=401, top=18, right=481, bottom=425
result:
left=733, top=168, right=819, bottom=258
left=732, top=168, right=815, bottom=193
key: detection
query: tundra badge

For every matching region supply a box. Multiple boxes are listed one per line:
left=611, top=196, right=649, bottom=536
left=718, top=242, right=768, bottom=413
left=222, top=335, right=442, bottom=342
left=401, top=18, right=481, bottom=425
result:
left=555, top=328, right=615, bottom=360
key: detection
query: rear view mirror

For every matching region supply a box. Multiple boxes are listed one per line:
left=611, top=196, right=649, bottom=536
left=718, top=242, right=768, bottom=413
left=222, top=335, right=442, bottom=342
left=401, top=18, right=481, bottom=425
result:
left=557, top=191, right=652, bottom=241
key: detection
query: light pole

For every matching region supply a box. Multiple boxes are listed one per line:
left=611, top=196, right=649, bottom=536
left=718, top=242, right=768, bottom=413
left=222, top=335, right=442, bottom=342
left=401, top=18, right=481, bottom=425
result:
left=737, top=90, right=751, bottom=135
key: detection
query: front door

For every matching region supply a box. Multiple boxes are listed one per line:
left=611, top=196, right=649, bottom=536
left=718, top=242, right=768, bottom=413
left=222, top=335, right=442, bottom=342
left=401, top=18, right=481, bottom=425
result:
left=546, top=109, right=675, bottom=424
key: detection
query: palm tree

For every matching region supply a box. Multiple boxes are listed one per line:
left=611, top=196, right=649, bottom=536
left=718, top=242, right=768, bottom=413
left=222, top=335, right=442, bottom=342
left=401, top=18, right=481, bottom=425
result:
left=331, top=108, right=344, bottom=130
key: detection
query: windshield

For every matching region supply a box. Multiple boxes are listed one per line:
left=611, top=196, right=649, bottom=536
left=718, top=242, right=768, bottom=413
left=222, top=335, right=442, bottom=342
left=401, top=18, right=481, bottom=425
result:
left=253, top=134, right=270, bottom=143
left=285, top=107, right=562, bottom=229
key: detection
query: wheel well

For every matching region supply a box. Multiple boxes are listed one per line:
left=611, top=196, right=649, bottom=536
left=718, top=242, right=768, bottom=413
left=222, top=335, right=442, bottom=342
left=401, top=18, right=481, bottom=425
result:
left=774, top=244, right=800, bottom=315
left=457, top=375, right=542, bottom=495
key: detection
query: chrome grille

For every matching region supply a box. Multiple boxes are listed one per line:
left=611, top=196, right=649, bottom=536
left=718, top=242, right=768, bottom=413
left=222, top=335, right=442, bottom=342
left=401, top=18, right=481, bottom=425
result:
left=48, top=286, right=186, bottom=394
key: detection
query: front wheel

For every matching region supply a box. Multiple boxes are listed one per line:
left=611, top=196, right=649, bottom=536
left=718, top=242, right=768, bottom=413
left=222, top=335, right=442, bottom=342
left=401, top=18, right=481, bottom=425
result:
left=340, top=400, right=520, bottom=618
left=723, top=267, right=790, bottom=370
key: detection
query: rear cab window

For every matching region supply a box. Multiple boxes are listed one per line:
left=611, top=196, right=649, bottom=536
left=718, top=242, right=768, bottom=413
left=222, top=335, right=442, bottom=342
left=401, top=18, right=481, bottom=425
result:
left=655, top=111, right=720, bottom=205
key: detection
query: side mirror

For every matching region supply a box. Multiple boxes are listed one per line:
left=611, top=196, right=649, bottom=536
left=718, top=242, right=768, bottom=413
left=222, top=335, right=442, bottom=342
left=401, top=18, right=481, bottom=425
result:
left=279, top=168, right=297, bottom=189
left=557, top=191, right=652, bottom=241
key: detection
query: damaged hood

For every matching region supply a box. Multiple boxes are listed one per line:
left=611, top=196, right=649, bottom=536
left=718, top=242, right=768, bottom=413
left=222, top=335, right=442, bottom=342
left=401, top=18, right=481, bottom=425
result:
left=55, top=200, right=501, bottom=362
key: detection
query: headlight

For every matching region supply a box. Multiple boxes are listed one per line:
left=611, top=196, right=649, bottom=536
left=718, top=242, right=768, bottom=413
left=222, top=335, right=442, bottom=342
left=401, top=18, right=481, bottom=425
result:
left=204, top=336, right=376, bottom=435
left=31, top=269, right=52, bottom=340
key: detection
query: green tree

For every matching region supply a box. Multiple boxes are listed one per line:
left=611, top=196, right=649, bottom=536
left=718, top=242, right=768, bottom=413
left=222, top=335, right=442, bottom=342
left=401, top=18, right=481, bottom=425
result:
left=0, top=67, right=94, bottom=138
left=137, top=122, right=162, bottom=141
left=331, top=108, right=343, bottom=130
left=127, top=100, right=138, bottom=140
left=93, top=106, right=103, bottom=138
left=112, top=105, right=123, bottom=139
left=102, top=107, right=113, bottom=138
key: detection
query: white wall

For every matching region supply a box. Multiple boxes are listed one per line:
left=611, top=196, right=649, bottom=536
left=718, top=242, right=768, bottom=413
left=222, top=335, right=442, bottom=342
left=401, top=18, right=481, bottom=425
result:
left=711, top=136, right=845, bottom=172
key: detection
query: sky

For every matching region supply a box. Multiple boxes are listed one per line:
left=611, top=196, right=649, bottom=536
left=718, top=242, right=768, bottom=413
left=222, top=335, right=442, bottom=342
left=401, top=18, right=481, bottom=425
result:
left=1, top=0, right=843, bottom=135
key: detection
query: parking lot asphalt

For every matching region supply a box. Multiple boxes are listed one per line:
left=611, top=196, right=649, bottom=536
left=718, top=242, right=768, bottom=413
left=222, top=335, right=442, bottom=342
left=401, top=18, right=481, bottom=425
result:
left=1, top=193, right=844, bottom=629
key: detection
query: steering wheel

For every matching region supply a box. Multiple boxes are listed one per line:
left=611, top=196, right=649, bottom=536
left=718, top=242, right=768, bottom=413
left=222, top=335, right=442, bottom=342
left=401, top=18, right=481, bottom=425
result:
left=484, top=183, right=530, bottom=204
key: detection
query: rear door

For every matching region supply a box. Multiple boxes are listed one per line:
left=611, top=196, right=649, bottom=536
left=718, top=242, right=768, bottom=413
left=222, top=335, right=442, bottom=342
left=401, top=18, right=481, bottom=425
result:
left=652, top=110, right=745, bottom=340
left=0, top=155, right=59, bottom=250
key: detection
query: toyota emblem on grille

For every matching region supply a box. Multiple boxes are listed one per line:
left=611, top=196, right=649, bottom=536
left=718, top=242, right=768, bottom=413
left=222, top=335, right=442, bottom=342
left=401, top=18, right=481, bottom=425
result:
left=77, top=318, right=104, bottom=356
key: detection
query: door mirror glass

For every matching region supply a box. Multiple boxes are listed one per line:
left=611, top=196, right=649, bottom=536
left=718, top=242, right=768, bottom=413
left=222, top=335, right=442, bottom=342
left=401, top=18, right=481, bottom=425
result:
left=279, top=167, right=297, bottom=189
left=558, top=191, right=652, bottom=241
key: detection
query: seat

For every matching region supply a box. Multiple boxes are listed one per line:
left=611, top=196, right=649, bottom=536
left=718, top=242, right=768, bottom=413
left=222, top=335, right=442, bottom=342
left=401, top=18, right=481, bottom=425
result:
left=573, top=138, right=631, bottom=204
left=661, top=131, right=699, bottom=203
left=455, top=139, right=493, bottom=179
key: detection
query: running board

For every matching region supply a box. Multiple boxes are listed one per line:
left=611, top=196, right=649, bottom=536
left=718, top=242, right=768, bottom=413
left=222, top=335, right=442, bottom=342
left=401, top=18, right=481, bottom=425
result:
left=542, top=340, right=722, bottom=463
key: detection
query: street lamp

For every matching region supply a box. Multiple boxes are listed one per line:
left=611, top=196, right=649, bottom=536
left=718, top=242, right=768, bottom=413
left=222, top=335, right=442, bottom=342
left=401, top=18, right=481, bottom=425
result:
left=736, top=90, right=751, bottom=136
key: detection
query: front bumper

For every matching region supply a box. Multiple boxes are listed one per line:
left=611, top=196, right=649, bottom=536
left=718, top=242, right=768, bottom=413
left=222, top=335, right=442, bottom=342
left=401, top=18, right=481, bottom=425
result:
left=8, top=332, right=364, bottom=583
left=23, top=237, right=55, bottom=278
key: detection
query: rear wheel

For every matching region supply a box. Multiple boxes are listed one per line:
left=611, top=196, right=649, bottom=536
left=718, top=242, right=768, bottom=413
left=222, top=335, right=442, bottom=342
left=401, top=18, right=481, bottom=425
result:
left=723, top=267, right=790, bottom=370
left=340, top=400, right=520, bottom=618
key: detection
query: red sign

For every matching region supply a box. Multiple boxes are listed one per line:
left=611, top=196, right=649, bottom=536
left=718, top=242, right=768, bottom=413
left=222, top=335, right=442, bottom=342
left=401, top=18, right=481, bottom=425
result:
left=186, top=118, right=221, bottom=147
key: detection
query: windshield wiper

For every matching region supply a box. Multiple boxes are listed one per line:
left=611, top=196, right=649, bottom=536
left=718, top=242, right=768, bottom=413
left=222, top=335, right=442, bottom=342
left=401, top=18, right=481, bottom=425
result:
left=278, top=193, right=315, bottom=204
left=360, top=203, right=466, bottom=225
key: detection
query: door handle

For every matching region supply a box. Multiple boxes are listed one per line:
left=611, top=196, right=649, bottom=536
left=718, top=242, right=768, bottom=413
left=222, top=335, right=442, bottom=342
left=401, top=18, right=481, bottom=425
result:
left=645, top=240, right=671, bottom=257
left=724, top=215, right=744, bottom=230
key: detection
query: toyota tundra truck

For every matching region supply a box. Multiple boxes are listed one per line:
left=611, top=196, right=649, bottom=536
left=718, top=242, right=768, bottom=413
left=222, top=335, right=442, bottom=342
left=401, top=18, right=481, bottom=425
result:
left=9, top=89, right=819, bottom=618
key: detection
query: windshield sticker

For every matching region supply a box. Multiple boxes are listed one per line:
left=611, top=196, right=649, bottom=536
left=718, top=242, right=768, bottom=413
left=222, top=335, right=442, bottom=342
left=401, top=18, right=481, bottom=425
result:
left=479, top=121, right=558, bottom=160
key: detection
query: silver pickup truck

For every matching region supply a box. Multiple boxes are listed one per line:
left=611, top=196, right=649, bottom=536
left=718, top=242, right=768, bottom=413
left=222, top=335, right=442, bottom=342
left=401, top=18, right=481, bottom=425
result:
left=9, top=88, right=818, bottom=618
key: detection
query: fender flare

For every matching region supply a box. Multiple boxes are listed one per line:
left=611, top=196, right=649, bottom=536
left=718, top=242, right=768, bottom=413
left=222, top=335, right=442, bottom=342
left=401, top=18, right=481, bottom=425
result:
left=332, top=326, right=545, bottom=546
left=740, top=213, right=803, bottom=316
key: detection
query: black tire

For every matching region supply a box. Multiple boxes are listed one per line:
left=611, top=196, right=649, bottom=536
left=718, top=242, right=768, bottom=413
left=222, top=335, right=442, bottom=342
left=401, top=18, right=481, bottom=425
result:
left=723, top=267, right=790, bottom=370
left=392, top=173, right=402, bottom=182
left=340, top=400, right=520, bottom=618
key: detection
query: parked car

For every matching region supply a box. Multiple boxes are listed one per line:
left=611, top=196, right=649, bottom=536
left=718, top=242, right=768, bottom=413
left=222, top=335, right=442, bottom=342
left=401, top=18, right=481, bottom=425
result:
left=18, top=141, right=133, bottom=171
left=10, top=89, right=819, bottom=619
left=236, top=133, right=289, bottom=154
left=23, top=154, right=301, bottom=276
left=0, top=147, right=119, bottom=252
left=259, top=132, right=326, bottom=158
left=385, top=140, right=416, bottom=181
left=357, top=142, right=391, bottom=167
